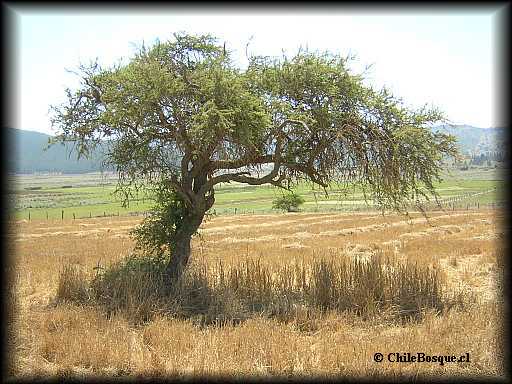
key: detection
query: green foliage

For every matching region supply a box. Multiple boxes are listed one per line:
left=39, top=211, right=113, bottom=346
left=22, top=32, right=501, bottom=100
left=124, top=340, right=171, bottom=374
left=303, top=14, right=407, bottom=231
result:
left=49, top=32, right=462, bottom=276
left=272, top=193, right=305, bottom=212
left=245, top=51, right=459, bottom=211
left=50, top=33, right=270, bottom=203
left=51, top=32, right=458, bottom=215
left=130, top=185, right=188, bottom=261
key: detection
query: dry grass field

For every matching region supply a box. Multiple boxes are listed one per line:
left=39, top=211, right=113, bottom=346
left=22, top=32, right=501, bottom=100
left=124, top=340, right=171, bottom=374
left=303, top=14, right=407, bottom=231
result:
left=6, top=208, right=506, bottom=380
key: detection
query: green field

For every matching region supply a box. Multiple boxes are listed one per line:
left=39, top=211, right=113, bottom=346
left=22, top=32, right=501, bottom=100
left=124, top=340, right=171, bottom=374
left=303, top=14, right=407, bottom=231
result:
left=8, top=166, right=506, bottom=220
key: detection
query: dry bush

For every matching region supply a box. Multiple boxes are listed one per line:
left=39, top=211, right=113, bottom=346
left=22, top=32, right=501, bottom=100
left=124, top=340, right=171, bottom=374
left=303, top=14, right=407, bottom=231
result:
left=83, top=254, right=245, bottom=326
left=305, top=255, right=445, bottom=321
left=56, top=264, right=90, bottom=304
left=168, top=265, right=249, bottom=327
left=224, top=253, right=448, bottom=322
left=89, top=254, right=168, bottom=324
left=73, top=249, right=456, bottom=326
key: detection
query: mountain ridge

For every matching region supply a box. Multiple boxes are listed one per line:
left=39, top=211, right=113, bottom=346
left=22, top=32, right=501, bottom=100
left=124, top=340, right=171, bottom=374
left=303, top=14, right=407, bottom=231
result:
left=7, top=124, right=507, bottom=174
left=432, top=124, right=507, bottom=156
left=6, top=127, right=110, bottom=174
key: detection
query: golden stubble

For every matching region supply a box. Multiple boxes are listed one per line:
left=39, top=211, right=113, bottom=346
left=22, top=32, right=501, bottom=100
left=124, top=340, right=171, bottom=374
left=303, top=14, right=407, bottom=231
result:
left=8, top=209, right=505, bottom=379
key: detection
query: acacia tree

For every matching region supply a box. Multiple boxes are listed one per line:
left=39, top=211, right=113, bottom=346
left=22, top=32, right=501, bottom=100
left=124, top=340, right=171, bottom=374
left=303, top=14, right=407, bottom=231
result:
left=51, top=33, right=457, bottom=284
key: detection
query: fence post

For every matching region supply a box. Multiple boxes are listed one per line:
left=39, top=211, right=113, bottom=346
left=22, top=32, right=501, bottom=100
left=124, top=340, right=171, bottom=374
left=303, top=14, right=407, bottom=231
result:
left=28, top=211, right=30, bottom=221
left=73, top=213, right=76, bottom=220
left=103, top=211, right=106, bottom=217
left=62, top=210, right=64, bottom=220
left=90, top=212, right=92, bottom=218
left=46, top=211, right=48, bottom=220
left=234, top=208, right=237, bottom=215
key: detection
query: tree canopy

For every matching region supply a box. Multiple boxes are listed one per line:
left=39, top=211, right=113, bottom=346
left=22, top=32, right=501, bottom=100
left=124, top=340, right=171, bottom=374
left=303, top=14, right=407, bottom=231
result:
left=50, top=33, right=458, bottom=281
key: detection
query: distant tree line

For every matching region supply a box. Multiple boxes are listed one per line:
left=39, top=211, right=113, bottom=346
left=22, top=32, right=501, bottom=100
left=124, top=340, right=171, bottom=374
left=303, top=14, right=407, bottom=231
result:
left=454, top=150, right=508, bottom=170
left=469, top=151, right=507, bottom=166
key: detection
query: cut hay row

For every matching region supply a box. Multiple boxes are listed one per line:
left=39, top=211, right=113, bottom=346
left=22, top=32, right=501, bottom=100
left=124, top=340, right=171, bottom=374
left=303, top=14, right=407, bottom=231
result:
left=209, top=214, right=490, bottom=245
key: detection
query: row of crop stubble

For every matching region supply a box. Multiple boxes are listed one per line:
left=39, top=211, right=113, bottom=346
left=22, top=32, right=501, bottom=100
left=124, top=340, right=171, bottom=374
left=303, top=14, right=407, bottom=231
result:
left=6, top=208, right=505, bottom=379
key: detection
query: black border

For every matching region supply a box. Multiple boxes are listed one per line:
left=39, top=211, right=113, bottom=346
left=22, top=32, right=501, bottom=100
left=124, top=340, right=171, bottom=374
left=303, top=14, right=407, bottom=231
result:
left=1, top=2, right=510, bottom=384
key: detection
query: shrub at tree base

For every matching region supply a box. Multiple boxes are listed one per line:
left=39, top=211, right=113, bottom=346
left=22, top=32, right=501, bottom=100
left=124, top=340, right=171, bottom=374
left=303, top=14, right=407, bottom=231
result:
left=89, top=255, right=168, bottom=323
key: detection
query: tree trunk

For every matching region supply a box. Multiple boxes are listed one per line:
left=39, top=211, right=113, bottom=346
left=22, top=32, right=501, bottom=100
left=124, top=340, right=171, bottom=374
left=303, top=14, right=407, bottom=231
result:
left=164, top=210, right=205, bottom=284
left=165, top=233, right=192, bottom=282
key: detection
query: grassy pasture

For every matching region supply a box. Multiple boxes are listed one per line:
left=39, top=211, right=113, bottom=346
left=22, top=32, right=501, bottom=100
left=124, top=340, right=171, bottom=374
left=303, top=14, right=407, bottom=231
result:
left=8, top=167, right=506, bottom=220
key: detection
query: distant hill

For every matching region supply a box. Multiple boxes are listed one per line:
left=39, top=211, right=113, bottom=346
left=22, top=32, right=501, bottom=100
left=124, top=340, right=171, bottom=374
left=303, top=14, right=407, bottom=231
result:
left=6, top=127, right=110, bottom=174
left=6, top=125, right=507, bottom=174
left=431, top=124, right=507, bottom=156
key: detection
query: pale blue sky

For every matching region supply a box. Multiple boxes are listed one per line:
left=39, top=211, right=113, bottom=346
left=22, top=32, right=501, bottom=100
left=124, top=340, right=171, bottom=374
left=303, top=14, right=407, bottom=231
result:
left=9, top=6, right=507, bottom=134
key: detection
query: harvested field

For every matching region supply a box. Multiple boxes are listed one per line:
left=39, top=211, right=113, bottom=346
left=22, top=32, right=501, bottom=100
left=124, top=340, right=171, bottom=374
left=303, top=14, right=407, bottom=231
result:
left=6, top=209, right=505, bottom=379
